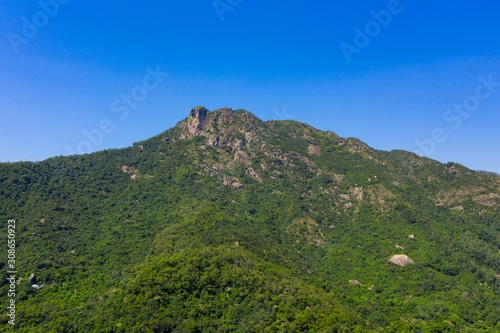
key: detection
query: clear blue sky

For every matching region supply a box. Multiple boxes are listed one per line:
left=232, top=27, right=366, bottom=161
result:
left=1, top=0, right=499, bottom=173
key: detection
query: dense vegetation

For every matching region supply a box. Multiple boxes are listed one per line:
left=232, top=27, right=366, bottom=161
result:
left=1, top=106, right=500, bottom=332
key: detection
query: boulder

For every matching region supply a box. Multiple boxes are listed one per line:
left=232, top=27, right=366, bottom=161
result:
left=349, top=280, right=362, bottom=286
left=389, top=254, right=414, bottom=267
left=307, top=144, right=321, bottom=156
left=231, top=182, right=243, bottom=189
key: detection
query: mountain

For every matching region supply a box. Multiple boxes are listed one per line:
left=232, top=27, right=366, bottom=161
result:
left=477, top=170, right=500, bottom=177
left=1, top=106, right=500, bottom=332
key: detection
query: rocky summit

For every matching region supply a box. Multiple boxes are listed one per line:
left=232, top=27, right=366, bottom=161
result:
left=1, top=106, right=500, bottom=332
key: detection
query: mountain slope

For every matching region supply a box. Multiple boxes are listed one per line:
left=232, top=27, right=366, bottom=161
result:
left=1, top=106, right=500, bottom=332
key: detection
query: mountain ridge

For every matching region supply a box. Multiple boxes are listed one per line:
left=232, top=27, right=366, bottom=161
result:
left=1, top=106, right=500, bottom=332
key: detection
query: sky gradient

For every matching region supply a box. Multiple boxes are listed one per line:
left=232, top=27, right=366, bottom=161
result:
left=1, top=0, right=499, bottom=173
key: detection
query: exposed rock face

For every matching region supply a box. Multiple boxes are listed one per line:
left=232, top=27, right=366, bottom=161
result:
left=121, top=165, right=151, bottom=180
left=245, top=132, right=256, bottom=144
left=208, top=134, right=220, bottom=147
left=221, top=175, right=243, bottom=188
left=245, top=167, right=262, bottom=183
left=186, top=106, right=209, bottom=135
left=349, top=280, right=362, bottom=286
left=434, top=186, right=484, bottom=206
left=176, top=106, right=263, bottom=152
left=473, top=193, right=500, bottom=207
left=178, top=106, right=236, bottom=138
left=307, top=144, right=321, bottom=156
left=234, top=148, right=251, bottom=166
left=444, top=164, right=459, bottom=174
left=352, top=187, right=363, bottom=200
left=231, top=182, right=243, bottom=189
left=122, top=165, right=138, bottom=179
left=389, top=254, right=414, bottom=267
left=347, top=138, right=369, bottom=152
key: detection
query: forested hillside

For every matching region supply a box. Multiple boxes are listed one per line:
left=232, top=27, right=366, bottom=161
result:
left=1, top=106, right=500, bottom=332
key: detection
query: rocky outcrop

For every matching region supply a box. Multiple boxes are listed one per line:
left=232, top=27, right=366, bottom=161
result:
left=444, top=164, right=459, bottom=174
left=433, top=186, right=484, bottom=206
left=121, top=165, right=151, bottom=180
left=245, top=132, right=257, bottom=144
left=473, top=193, right=500, bottom=207
left=185, top=106, right=209, bottom=135
left=347, top=138, right=370, bottom=153
left=176, top=107, right=264, bottom=152
left=307, top=144, right=321, bottom=156
left=389, top=254, right=414, bottom=267
left=177, top=106, right=240, bottom=137
left=221, top=175, right=243, bottom=188
left=351, top=187, right=363, bottom=201
left=349, top=280, right=362, bottom=286
left=121, top=165, right=138, bottom=179
left=245, top=167, right=262, bottom=183
left=234, top=149, right=251, bottom=166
